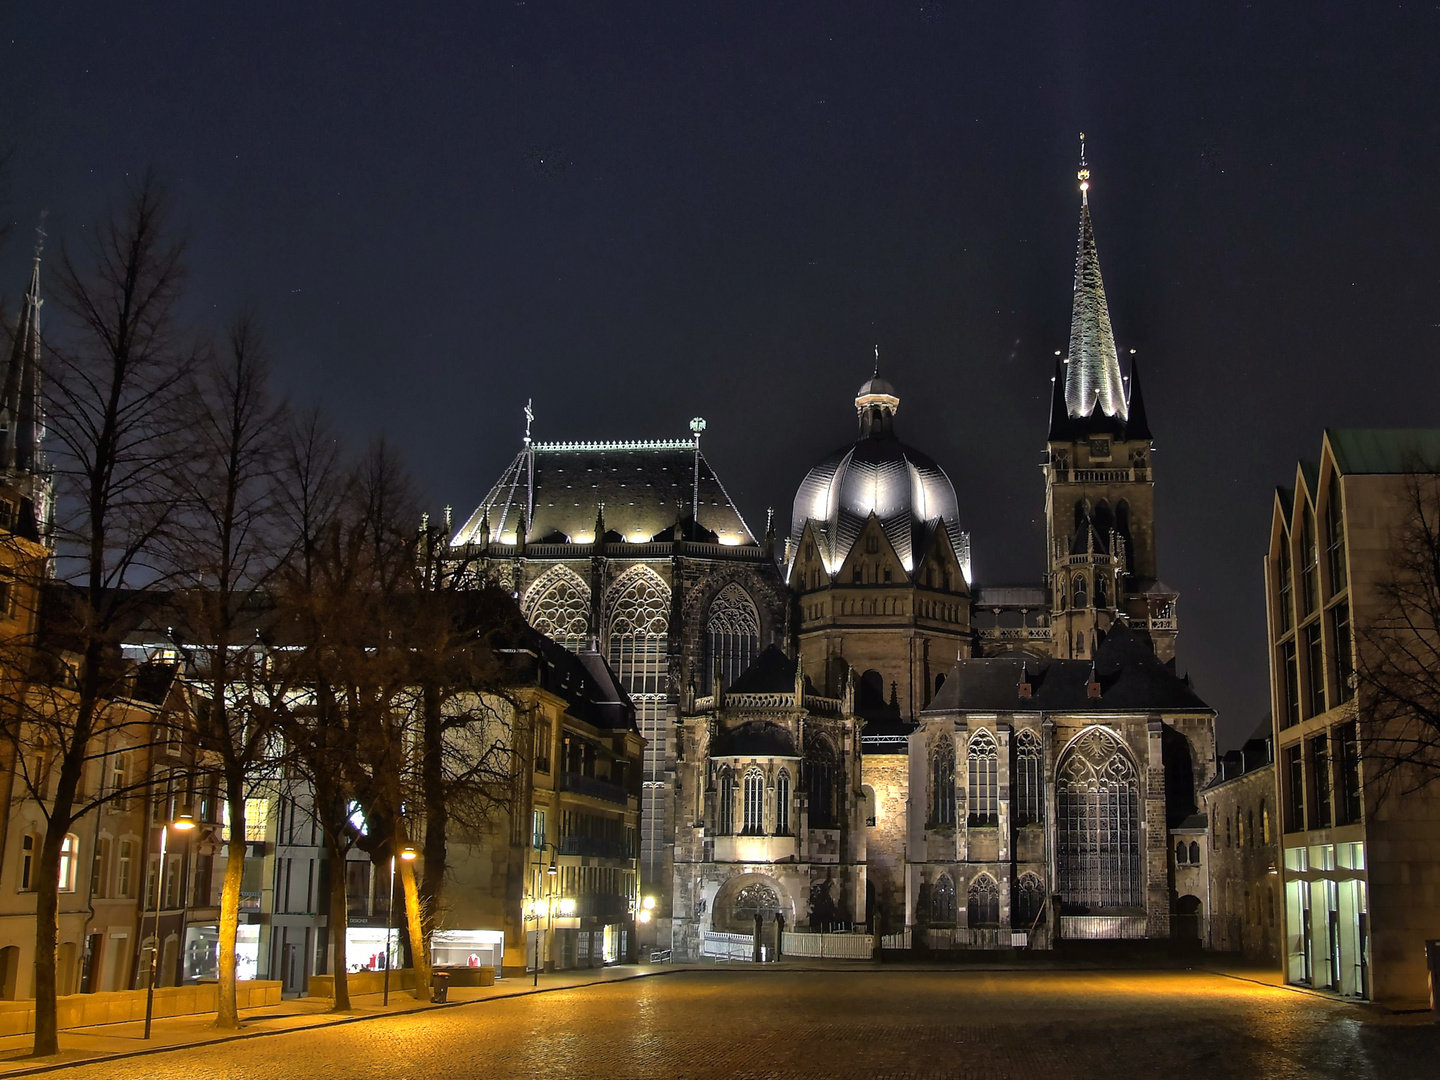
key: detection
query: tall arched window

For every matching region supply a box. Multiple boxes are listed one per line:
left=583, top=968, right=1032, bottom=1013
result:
left=705, top=584, right=760, bottom=693
left=968, top=874, right=1000, bottom=927
left=1055, top=728, right=1142, bottom=909
left=930, top=739, right=956, bottom=826
left=743, top=767, right=764, bottom=834
left=1094, top=572, right=1109, bottom=609
left=1014, top=873, right=1045, bottom=928
left=807, top=737, right=839, bottom=828
left=716, top=767, right=734, bottom=835
left=606, top=566, right=670, bottom=886
left=930, top=873, right=957, bottom=924
left=1072, top=574, right=1088, bottom=609
left=522, top=566, right=591, bottom=650
left=775, top=770, right=791, bottom=835
left=967, top=730, right=998, bottom=826
left=1014, top=730, right=1043, bottom=826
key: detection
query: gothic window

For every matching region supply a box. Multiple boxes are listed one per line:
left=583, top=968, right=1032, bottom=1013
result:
left=606, top=565, right=670, bottom=885
left=1174, top=839, right=1187, bottom=864
left=807, top=737, right=840, bottom=828
left=1057, top=578, right=1067, bottom=612
left=1014, top=730, right=1043, bottom=826
left=967, top=874, right=1000, bottom=927
left=967, top=730, right=998, bottom=826
left=1055, top=728, right=1142, bottom=910
left=1094, top=572, right=1109, bottom=609
left=930, top=873, right=957, bottom=924
left=1188, top=840, right=1200, bottom=864
left=704, top=583, right=760, bottom=694
left=775, top=769, right=791, bottom=835
left=930, top=738, right=956, bottom=826
left=1015, top=873, right=1045, bottom=928
left=522, top=566, right=590, bottom=649
left=1072, top=573, right=1088, bottom=609
left=743, top=767, right=764, bottom=835
left=717, top=767, right=734, bottom=835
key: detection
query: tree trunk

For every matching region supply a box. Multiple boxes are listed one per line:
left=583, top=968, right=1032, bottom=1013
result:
left=214, top=786, right=246, bottom=1029
left=31, top=828, right=63, bottom=1056
left=398, top=856, right=431, bottom=1001
left=326, top=837, right=350, bottom=1011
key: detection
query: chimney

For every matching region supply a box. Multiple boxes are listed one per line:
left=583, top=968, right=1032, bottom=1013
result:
left=1086, top=662, right=1102, bottom=699
left=1018, top=664, right=1032, bottom=699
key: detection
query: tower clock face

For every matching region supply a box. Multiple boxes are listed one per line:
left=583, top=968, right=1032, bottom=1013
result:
left=1088, top=438, right=1111, bottom=459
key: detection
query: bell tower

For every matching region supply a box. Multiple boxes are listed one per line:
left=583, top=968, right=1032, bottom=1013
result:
left=1044, top=138, right=1176, bottom=662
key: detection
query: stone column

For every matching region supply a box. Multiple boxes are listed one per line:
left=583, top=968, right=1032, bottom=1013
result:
left=1145, top=716, right=1169, bottom=936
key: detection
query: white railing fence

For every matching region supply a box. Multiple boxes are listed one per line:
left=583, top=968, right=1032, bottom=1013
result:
left=702, top=932, right=755, bottom=961
left=781, top=932, right=874, bottom=959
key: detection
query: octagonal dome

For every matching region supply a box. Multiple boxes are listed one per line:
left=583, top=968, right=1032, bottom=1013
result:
left=789, top=375, right=970, bottom=580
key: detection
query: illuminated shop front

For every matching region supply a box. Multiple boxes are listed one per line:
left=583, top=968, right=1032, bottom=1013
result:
left=181, top=924, right=260, bottom=983
left=344, top=927, right=401, bottom=971
left=431, top=928, right=506, bottom=970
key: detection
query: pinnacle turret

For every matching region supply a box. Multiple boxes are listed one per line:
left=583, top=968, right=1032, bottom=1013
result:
left=1, top=245, right=44, bottom=476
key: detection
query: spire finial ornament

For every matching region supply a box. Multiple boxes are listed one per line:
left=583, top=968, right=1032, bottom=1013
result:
left=1077, top=132, right=1091, bottom=206
left=523, top=399, right=534, bottom=446
left=873, top=344, right=880, bottom=378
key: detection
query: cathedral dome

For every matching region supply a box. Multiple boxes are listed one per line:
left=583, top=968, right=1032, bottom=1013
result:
left=789, top=375, right=968, bottom=579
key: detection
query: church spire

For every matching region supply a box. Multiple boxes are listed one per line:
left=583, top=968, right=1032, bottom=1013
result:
left=1063, top=136, right=1127, bottom=421
left=2, top=220, right=45, bottom=477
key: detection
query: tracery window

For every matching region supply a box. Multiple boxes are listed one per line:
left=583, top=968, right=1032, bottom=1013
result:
left=1095, top=572, right=1109, bottom=609
left=743, top=767, right=764, bottom=834
left=1055, top=728, right=1142, bottom=910
left=522, top=566, right=590, bottom=649
left=704, top=583, right=760, bottom=694
left=930, top=738, right=956, bottom=826
left=967, top=874, right=1000, bottom=927
left=733, top=883, right=780, bottom=928
left=807, top=737, right=840, bottom=828
left=1014, top=873, right=1045, bottom=928
left=1072, top=574, right=1088, bottom=609
left=930, top=873, right=957, bottom=924
left=1014, top=730, right=1043, bottom=826
left=606, top=566, right=670, bottom=887
left=717, top=767, right=734, bottom=835
left=967, top=730, right=998, bottom=826
left=775, top=769, right=791, bottom=835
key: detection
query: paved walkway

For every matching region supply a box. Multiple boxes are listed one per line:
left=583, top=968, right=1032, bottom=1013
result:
left=0, top=963, right=681, bottom=1075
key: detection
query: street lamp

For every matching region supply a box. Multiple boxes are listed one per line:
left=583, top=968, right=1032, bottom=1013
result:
left=143, top=811, right=195, bottom=1040
left=527, top=843, right=559, bottom=987
left=383, top=845, right=418, bottom=1007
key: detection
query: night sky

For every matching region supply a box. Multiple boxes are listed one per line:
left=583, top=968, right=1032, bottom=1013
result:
left=4, top=2, right=1439, bottom=749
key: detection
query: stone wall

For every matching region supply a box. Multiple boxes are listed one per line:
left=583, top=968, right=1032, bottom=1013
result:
left=862, top=753, right=908, bottom=934
left=1201, top=766, right=1281, bottom=964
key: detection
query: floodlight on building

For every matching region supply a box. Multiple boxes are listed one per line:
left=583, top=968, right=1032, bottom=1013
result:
left=171, top=812, right=196, bottom=832
left=559, top=898, right=576, bottom=916
left=400, top=846, right=417, bottom=861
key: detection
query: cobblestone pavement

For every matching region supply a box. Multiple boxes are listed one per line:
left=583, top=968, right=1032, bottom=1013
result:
left=47, top=968, right=1440, bottom=1080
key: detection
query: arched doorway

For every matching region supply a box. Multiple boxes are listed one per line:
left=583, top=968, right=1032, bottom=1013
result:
left=711, top=874, right=793, bottom=961
left=1174, top=895, right=1203, bottom=949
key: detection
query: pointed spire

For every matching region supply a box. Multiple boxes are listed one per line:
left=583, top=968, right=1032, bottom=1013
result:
left=478, top=506, right=491, bottom=547
left=1046, top=353, right=1071, bottom=440
left=1123, top=352, right=1152, bottom=441
left=2, top=217, right=45, bottom=476
left=1064, top=137, right=1127, bottom=421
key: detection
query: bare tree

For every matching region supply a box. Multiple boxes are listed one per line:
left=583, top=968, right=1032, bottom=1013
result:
left=8, top=174, right=197, bottom=1056
left=1356, top=466, right=1440, bottom=797
left=172, top=316, right=287, bottom=1028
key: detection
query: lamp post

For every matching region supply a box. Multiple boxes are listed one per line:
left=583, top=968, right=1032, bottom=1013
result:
left=142, top=810, right=195, bottom=1040
left=530, top=843, right=559, bottom=987
left=382, top=845, right=417, bottom=1006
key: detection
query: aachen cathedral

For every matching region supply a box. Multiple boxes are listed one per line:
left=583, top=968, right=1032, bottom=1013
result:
left=445, top=151, right=1216, bottom=957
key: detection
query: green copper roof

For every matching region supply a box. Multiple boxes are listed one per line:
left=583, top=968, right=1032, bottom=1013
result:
left=1325, top=428, right=1440, bottom=475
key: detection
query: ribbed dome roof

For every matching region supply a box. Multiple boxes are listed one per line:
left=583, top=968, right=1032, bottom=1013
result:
left=789, top=376, right=965, bottom=577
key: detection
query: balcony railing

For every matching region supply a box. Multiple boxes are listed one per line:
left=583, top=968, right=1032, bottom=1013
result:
left=561, top=771, right=630, bottom=806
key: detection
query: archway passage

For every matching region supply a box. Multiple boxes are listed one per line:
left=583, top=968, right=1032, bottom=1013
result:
left=1174, top=894, right=1203, bottom=948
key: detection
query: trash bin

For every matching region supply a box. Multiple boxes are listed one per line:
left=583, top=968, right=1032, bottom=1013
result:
left=431, top=972, right=450, bottom=1004
left=1426, top=940, right=1440, bottom=1013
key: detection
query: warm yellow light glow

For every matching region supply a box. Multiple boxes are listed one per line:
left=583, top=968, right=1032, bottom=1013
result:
left=558, top=898, right=576, bottom=916
left=171, top=813, right=196, bottom=832
left=628, top=533, right=649, bottom=543
left=637, top=909, right=652, bottom=924
left=399, top=846, right=417, bottom=861
left=642, top=895, right=656, bottom=911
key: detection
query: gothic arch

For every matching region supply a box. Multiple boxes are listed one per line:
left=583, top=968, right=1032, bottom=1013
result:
left=1054, top=727, right=1142, bottom=910
left=605, top=565, right=670, bottom=637
left=521, top=565, right=590, bottom=648
left=704, top=582, right=760, bottom=693
left=967, top=873, right=1000, bottom=927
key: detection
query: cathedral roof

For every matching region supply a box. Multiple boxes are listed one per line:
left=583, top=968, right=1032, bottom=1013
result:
left=923, top=623, right=1211, bottom=715
left=712, top=719, right=799, bottom=759
left=790, top=374, right=969, bottom=580
left=453, top=434, right=756, bottom=548
left=725, top=643, right=816, bottom=695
